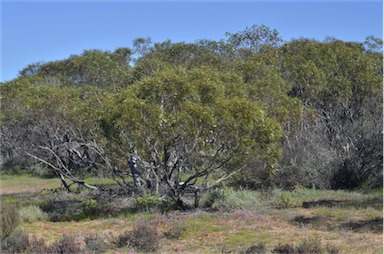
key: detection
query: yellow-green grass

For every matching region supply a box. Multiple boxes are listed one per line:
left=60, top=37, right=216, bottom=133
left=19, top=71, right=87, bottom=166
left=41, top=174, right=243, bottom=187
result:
left=0, top=174, right=60, bottom=195
left=0, top=173, right=115, bottom=195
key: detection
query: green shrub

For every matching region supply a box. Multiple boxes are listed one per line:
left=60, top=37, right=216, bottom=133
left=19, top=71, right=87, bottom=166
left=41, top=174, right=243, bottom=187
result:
left=272, top=190, right=302, bottom=209
left=82, top=199, right=108, bottom=218
left=134, top=194, right=177, bottom=213
left=135, top=194, right=161, bottom=212
left=117, top=221, right=159, bottom=252
left=19, top=205, right=48, bottom=223
left=297, top=238, right=323, bottom=253
left=203, top=188, right=260, bottom=210
left=0, top=228, right=29, bottom=253
left=0, top=204, right=20, bottom=240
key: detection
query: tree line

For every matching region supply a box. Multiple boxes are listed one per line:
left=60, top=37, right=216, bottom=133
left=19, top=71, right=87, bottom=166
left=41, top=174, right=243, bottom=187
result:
left=1, top=25, right=382, bottom=208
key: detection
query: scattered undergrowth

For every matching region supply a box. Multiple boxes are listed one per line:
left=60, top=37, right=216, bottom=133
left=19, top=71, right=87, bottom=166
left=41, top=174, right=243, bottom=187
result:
left=0, top=174, right=382, bottom=253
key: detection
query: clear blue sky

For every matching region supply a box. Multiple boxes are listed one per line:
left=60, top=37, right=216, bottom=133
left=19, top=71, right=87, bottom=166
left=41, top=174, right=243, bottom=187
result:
left=1, top=1, right=382, bottom=82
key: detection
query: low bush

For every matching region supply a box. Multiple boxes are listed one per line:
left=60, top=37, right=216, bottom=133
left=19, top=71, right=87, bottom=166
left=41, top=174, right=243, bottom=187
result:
left=84, top=233, right=108, bottom=253
left=0, top=228, right=29, bottom=254
left=49, top=234, right=83, bottom=254
left=135, top=194, right=162, bottom=212
left=0, top=204, right=20, bottom=240
left=19, top=205, right=48, bottom=223
left=164, top=222, right=187, bottom=239
left=28, top=236, right=50, bottom=254
left=271, top=189, right=302, bottom=209
left=244, top=243, right=267, bottom=254
left=203, top=187, right=260, bottom=210
left=326, top=243, right=341, bottom=254
left=272, top=243, right=296, bottom=253
left=117, top=221, right=159, bottom=252
left=135, top=194, right=177, bottom=213
left=82, top=199, right=109, bottom=218
left=297, top=238, right=323, bottom=253
left=272, top=238, right=340, bottom=254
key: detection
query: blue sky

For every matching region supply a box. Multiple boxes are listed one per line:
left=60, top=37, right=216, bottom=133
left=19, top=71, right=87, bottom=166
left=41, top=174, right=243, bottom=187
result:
left=1, top=1, right=382, bottom=82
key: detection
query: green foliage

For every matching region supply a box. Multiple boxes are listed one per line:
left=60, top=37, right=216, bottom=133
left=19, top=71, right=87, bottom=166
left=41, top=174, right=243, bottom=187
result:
left=135, top=194, right=162, bottom=212
left=134, top=194, right=177, bottom=213
left=82, top=199, right=107, bottom=218
left=271, top=189, right=303, bottom=209
left=19, top=205, right=48, bottom=223
left=0, top=204, right=20, bottom=240
left=203, top=188, right=260, bottom=210
left=19, top=49, right=133, bottom=90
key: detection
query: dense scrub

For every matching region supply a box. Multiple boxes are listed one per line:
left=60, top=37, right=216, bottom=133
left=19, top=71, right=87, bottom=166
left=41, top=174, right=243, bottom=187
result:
left=1, top=25, right=382, bottom=207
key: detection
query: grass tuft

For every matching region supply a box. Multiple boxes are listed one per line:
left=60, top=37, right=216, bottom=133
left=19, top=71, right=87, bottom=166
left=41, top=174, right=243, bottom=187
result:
left=19, top=205, right=48, bottom=223
left=203, top=187, right=260, bottom=210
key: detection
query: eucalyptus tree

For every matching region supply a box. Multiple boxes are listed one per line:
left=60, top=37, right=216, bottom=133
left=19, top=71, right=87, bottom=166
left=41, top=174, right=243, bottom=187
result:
left=100, top=66, right=284, bottom=207
left=0, top=77, right=112, bottom=192
left=278, top=38, right=383, bottom=188
left=18, top=48, right=133, bottom=91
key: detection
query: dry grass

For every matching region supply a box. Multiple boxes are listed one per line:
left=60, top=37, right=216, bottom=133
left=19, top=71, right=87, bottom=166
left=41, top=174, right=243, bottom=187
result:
left=19, top=208, right=383, bottom=254
left=1, top=174, right=382, bottom=253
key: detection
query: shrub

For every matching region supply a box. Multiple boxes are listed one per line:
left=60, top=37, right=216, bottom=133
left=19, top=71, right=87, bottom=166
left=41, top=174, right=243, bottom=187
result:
left=326, top=244, right=341, bottom=254
left=272, top=243, right=296, bottom=253
left=297, top=238, right=323, bottom=254
left=272, top=190, right=301, bottom=209
left=134, top=194, right=177, bottom=213
left=279, top=191, right=295, bottom=208
left=135, top=194, right=162, bottom=212
left=203, top=188, right=259, bottom=210
left=244, top=243, right=267, bottom=254
left=28, top=236, right=51, bottom=254
left=0, top=204, right=20, bottom=240
left=272, top=239, right=339, bottom=254
left=84, top=233, right=108, bottom=253
left=82, top=199, right=108, bottom=218
left=0, top=228, right=29, bottom=254
left=164, top=222, right=187, bottom=239
left=117, top=221, right=159, bottom=252
left=19, top=205, right=48, bottom=223
left=117, top=231, right=131, bottom=248
left=50, top=234, right=83, bottom=254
